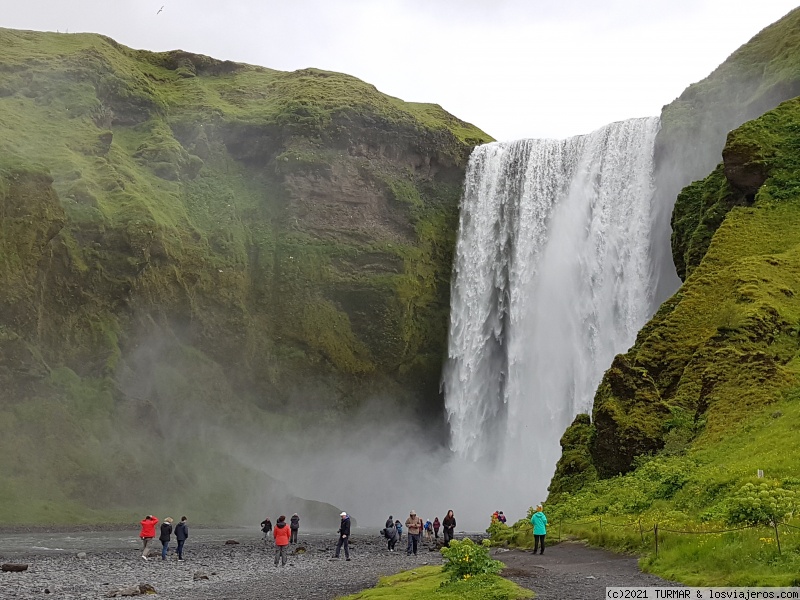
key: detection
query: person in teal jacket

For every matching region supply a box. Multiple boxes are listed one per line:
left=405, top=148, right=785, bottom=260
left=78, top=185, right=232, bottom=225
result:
left=530, top=504, right=548, bottom=554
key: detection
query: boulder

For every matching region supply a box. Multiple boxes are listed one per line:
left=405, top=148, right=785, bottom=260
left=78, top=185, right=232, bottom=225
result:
left=1, top=563, right=28, bottom=572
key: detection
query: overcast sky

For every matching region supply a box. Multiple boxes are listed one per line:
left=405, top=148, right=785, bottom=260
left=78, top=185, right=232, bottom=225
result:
left=3, top=0, right=798, bottom=140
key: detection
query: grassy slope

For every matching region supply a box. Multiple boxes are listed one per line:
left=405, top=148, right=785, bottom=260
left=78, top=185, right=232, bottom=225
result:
left=536, top=98, right=800, bottom=585
left=0, top=28, right=491, bottom=524
left=339, top=566, right=532, bottom=600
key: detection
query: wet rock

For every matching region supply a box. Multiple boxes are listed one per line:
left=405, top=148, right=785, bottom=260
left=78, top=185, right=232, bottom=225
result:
left=1, top=563, right=29, bottom=572
left=224, top=539, right=240, bottom=545
left=193, top=571, right=209, bottom=581
left=138, top=583, right=156, bottom=594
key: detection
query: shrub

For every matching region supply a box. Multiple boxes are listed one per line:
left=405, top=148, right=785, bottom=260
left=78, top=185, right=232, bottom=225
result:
left=440, top=538, right=503, bottom=582
left=726, top=482, right=797, bottom=527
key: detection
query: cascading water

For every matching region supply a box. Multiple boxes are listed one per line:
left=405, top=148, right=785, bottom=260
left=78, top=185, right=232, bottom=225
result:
left=443, top=117, right=660, bottom=510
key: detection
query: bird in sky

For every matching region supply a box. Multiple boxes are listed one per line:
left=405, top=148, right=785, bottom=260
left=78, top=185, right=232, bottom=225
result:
left=157, top=5, right=164, bottom=14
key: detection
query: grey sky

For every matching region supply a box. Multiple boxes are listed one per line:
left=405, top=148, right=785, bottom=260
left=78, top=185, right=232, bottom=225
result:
left=3, top=0, right=798, bottom=140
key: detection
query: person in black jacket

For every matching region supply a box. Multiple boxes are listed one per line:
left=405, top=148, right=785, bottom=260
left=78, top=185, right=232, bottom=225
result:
left=334, top=512, right=351, bottom=560
left=174, top=516, right=188, bottom=561
left=442, top=510, right=456, bottom=546
left=159, top=517, right=173, bottom=560
left=260, top=517, right=272, bottom=546
left=290, top=513, right=300, bottom=543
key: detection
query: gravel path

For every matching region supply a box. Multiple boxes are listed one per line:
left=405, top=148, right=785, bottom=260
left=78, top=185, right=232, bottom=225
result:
left=0, top=533, right=445, bottom=599
left=495, top=540, right=682, bottom=599
left=1, top=534, right=683, bottom=599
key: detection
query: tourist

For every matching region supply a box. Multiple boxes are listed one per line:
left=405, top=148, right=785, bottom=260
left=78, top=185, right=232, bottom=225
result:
left=424, top=518, right=433, bottom=540
left=260, top=517, right=272, bottom=545
left=433, top=516, right=440, bottom=539
left=273, top=515, right=291, bottom=567
left=334, top=511, right=351, bottom=560
left=498, top=511, right=507, bottom=524
left=139, top=515, right=159, bottom=560
left=159, top=517, right=173, bottom=560
left=174, top=516, right=188, bottom=561
left=395, top=519, right=402, bottom=542
left=290, top=513, right=300, bottom=543
left=384, top=515, right=398, bottom=551
left=405, top=510, right=423, bottom=555
left=442, top=510, right=456, bottom=546
left=531, top=505, right=548, bottom=555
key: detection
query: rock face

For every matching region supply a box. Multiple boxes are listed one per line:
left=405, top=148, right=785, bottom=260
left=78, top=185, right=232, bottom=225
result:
left=650, top=7, right=800, bottom=295
left=0, top=28, right=491, bottom=522
left=548, top=7, right=800, bottom=503
left=549, top=97, right=800, bottom=503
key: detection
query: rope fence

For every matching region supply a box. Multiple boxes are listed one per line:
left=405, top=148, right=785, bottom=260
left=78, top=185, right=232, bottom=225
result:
left=545, top=516, right=797, bottom=557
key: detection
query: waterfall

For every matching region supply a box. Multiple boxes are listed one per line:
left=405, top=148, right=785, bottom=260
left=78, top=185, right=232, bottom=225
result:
left=443, top=117, right=660, bottom=505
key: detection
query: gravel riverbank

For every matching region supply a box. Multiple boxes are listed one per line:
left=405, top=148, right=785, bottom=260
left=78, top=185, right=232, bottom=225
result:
left=1, top=533, right=682, bottom=599
left=1, top=532, right=445, bottom=599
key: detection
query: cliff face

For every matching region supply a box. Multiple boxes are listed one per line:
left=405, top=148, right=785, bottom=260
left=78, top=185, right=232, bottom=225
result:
left=650, top=7, right=800, bottom=299
left=548, top=6, right=800, bottom=503
left=0, top=28, right=491, bottom=523
left=549, top=98, right=800, bottom=522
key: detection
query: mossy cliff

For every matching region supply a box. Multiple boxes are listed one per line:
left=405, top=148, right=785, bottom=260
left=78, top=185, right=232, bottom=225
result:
left=543, top=95, right=800, bottom=583
left=651, top=7, right=800, bottom=297
left=0, top=28, right=491, bottom=523
left=549, top=6, right=800, bottom=503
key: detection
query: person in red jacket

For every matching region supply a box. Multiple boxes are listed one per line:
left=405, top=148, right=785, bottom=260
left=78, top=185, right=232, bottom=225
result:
left=139, top=515, right=159, bottom=560
left=273, top=515, right=291, bottom=567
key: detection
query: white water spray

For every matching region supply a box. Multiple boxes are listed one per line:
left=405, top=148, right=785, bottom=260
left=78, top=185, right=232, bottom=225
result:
left=443, top=117, right=660, bottom=514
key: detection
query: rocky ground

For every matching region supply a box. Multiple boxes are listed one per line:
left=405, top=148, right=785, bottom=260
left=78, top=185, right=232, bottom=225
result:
left=0, top=532, right=445, bottom=599
left=1, top=534, right=680, bottom=599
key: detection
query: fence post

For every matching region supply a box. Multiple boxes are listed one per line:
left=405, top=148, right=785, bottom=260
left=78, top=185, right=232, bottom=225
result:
left=773, top=521, right=782, bottom=555
left=558, top=520, right=562, bottom=542
left=599, top=517, right=602, bottom=537
left=654, top=523, right=659, bottom=557
left=639, top=519, right=644, bottom=544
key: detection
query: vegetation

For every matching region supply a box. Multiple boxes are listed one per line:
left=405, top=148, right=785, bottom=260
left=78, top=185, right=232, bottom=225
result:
left=0, top=27, right=491, bottom=523
left=536, top=94, right=800, bottom=584
left=440, top=538, right=504, bottom=582
left=339, top=565, right=532, bottom=600
left=653, top=8, right=800, bottom=278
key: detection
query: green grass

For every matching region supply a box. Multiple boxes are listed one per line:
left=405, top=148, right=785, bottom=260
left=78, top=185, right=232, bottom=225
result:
left=338, top=566, right=533, bottom=600
left=538, top=89, right=800, bottom=587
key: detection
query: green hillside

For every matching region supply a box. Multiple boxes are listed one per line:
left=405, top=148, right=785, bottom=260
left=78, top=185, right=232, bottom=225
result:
left=651, top=7, right=800, bottom=297
left=0, top=28, right=491, bottom=524
left=532, top=13, right=800, bottom=583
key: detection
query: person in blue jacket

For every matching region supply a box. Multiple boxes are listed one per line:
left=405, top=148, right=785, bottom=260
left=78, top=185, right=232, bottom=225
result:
left=531, top=505, right=547, bottom=555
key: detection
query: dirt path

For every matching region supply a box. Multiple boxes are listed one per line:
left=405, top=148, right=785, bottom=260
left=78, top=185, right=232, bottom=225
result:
left=495, top=541, right=681, bottom=599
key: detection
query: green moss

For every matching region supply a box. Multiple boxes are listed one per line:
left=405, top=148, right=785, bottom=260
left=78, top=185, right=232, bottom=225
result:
left=545, top=89, right=800, bottom=588
left=339, top=566, right=533, bottom=600
left=0, top=26, right=491, bottom=521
